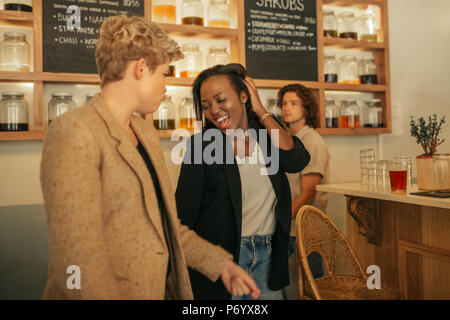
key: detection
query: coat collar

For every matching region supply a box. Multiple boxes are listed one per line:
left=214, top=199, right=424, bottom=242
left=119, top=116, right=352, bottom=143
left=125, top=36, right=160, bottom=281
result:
left=89, top=94, right=168, bottom=246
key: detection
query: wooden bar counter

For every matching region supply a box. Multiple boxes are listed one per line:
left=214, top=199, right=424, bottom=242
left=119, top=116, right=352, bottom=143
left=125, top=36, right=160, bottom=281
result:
left=316, top=182, right=450, bottom=299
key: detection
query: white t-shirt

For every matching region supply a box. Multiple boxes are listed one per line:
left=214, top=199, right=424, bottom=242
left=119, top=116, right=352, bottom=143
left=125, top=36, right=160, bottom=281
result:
left=287, top=125, right=330, bottom=236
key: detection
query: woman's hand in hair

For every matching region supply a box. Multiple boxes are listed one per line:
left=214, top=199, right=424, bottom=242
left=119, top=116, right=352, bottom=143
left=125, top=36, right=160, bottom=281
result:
left=244, top=76, right=267, bottom=118
left=220, top=260, right=261, bottom=299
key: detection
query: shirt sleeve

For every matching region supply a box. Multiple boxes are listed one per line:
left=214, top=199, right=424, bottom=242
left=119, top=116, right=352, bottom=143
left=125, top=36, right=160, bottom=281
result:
left=300, top=139, right=328, bottom=177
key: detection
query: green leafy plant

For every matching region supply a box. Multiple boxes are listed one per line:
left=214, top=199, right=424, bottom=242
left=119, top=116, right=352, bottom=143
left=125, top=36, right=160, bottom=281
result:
left=410, top=114, right=446, bottom=156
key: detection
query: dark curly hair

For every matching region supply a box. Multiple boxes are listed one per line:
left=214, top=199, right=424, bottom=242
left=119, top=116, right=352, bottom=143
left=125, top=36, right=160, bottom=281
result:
left=277, top=84, right=319, bottom=129
left=192, top=63, right=258, bottom=130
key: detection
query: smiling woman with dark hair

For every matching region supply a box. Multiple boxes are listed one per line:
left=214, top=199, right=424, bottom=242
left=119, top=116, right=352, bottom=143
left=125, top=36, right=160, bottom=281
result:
left=176, top=63, right=311, bottom=300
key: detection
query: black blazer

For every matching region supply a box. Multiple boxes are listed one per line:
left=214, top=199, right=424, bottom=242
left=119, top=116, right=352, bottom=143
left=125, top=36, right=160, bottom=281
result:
left=175, top=119, right=310, bottom=299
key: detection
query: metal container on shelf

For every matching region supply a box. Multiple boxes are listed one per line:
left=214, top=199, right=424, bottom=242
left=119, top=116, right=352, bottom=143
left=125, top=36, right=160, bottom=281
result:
left=339, top=55, right=359, bottom=84
left=152, top=0, right=176, bottom=24
left=364, top=99, right=383, bottom=128
left=207, top=0, right=230, bottom=28
left=359, top=58, right=378, bottom=84
left=206, top=45, right=230, bottom=68
left=154, top=95, right=176, bottom=130
left=337, top=12, right=358, bottom=40
left=4, top=0, right=32, bottom=11
left=0, top=32, right=30, bottom=72
left=0, top=91, right=28, bottom=131
left=325, top=99, right=339, bottom=128
left=182, top=0, right=204, bottom=26
left=48, top=93, right=76, bottom=124
left=324, top=54, right=339, bottom=83
left=339, top=99, right=360, bottom=128
left=180, top=44, right=203, bottom=78
left=178, top=96, right=196, bottom=130
left=323, top=8, right=338, bottom=38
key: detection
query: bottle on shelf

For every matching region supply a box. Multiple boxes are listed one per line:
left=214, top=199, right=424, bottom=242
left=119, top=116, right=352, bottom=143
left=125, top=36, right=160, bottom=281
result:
left=207, top=0, right=230, bottom=28
left=324, top=53, right=339, bottom=83
left=339, top=55, right=359, bottom=84
left=4, top=0, right=32, bottom=12
left=340, top=99, right=360, bottom=128
left=206, top=45, right=230, bottom=68
left=154, top=95, right=176, bottom=130
left=359, top=58, right=378, bottom=84
left=364, top=99, right=383, bottom=128
left=181, top=0, right=204, bottom=26
left=325, top=99, right=339, bottom=128
left=152, top=0, right=176, bottom=24
left=337, top=12, right=358, bottom=40
left=323, top=8, right=338, bottom=38
left=167, top=65, right=176, bottom=77
left=178, top=96, right=196, bottom=130
left=48, top=93, right=77, bottom=125
left=0, top=32, right=30, bottom=72
left=0, top=91, right=28, bottom=131
left=358, top=12, right=378, bottom=42
left=179, top=44, right=203, bottom=78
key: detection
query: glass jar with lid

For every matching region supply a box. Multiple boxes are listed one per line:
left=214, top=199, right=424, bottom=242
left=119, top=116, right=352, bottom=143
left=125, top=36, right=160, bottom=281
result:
left=207, top=0, right=230, bottom=28
left=364, top=99, right=383, bottom=128
left=359, top=58, right=378, bottom=84
left=152, top=0, right=176, bottom=24
left=358, top=13, right=378, bottom=42
left=206, top=45, right=230, bottom=68
left=323, top=8, right=337, bottom=38
left=4, top=1, right=32, bottom=11
left=337, top=12, right=358, bottom=40
left=154, top=95, right=176, bottom=130
left=0, top=32, right=30, bottom=72
left=325, top=99, right=339, bottom=128
left=339, top=99, right=360, bottom=128
left=180, top=44, right=203, bottom=78
left=324, top=54, right=339, bottom=83
left=339, top=55, right=359, bottom=84
left=182, top=0, right=204, bottom=26
left=0, top=92, right=28, bottom=131
left=48, top=93, right=77, bottom=124
left=179, top=96, right=196, bottom=130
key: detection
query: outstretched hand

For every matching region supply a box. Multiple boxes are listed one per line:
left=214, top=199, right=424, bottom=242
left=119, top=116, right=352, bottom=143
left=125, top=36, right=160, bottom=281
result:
left=220, top=260, right=260, bottom=299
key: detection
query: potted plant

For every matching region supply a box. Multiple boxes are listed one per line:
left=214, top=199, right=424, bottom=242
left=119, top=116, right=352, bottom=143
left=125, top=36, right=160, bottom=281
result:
left=410, top=114, right=446, bottom=190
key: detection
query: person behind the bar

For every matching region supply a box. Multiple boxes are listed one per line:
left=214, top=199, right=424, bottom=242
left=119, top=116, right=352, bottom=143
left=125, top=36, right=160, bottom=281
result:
left=40, top=15, right=260, bottom=300
left=175, top=64, right=311, bottom=300
left=277, top=84, right=331, bottom=300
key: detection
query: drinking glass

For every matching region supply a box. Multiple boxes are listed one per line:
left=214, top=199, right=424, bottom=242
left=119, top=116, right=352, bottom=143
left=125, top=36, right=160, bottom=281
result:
left=433, top=154, right=450, bottom=190
left=377, top=160, right=392, bottom=193
left=389, top=164, right=408, bottom=194
left=360, top=149, right=375, bottom=186
left=395, top=156, right=412, bottom=190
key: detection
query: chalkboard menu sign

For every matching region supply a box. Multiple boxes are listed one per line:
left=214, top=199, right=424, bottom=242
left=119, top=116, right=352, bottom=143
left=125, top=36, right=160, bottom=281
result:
left=43, top=0, right=145, bottom=74
left=245, top=0, right=318, bottom=81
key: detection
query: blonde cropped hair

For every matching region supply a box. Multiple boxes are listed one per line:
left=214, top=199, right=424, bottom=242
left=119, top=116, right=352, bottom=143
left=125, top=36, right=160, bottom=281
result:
left=95, top=15, right=183, bottom=87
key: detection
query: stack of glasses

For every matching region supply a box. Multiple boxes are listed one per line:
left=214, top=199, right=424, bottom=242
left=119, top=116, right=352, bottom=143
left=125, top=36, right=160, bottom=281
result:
left=360, top=149, right=376, bottom=188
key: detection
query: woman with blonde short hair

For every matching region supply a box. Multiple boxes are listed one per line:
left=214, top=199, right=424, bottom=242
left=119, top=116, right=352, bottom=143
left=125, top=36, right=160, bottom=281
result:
left=40, top=15, right=259, bottom=300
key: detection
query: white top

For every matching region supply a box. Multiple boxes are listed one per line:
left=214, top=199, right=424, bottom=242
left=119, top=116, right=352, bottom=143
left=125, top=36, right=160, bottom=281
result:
left=316, top=182, right=450, bottom=210
left=236, top=141, right=277, bottom=237
left=286, top=125, right=331, bottom=235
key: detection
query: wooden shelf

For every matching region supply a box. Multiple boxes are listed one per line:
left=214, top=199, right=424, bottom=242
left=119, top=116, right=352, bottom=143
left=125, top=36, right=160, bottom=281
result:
left=158, top=23, right=239, bottom=40
left=0, top=71, right=36, bottom=82
left=317, top=127, right=390, bottom=135
left=0, top=9, right=33, bottom=23
left=323, top=0, right=384, bottom=9
left=324, top=37, right=385, bottom=50
left=39, top=72, right=100, bottom=83
left=157, top=129, right=195, bottom=139
left=324, top=83, right=386, bottom=92
left=254, top=79, right=322, bottom=89
left=0, top=130, right=45, bottom=141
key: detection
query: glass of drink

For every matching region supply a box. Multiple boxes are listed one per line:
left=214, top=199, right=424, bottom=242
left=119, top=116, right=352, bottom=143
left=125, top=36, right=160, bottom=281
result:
left=395, top=156, right=412, bottom=189
left=389, top=164, right=408, bottom=194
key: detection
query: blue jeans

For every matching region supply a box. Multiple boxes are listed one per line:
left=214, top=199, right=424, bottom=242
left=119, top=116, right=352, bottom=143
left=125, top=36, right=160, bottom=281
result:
left=232, top=235, right=283, bottom=300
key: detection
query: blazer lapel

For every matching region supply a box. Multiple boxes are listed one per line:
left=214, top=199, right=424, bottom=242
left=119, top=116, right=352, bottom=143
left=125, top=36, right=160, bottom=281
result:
left=90, top=94, right=166, bottom=246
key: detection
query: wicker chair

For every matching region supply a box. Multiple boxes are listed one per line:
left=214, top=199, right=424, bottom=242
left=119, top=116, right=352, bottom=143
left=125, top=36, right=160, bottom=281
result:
left=295, top=205, right=402, bottom=300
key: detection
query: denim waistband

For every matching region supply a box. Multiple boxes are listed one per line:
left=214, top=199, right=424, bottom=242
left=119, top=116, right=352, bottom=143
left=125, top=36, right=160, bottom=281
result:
left=240, top=234, right=272, bottom=245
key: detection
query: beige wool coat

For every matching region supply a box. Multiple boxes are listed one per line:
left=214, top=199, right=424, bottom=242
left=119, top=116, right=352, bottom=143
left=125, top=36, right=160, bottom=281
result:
left=40, top=94, right=233, bottom=300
